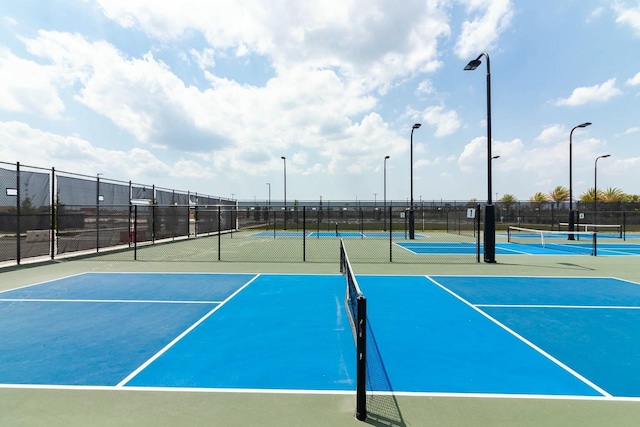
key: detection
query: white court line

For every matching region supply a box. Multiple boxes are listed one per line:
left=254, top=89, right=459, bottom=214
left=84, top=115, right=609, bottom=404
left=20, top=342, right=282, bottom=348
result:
left=2, top=383, right=640, bottom=402
left=0, top=298, right=221, bottom=304
left=0, top=272, right=88, bottom=295
left=115, top=274, right=261, bottom=387
left=425, top=276, right=612, bottom=398
left=476, top=304, right=640, bottom=310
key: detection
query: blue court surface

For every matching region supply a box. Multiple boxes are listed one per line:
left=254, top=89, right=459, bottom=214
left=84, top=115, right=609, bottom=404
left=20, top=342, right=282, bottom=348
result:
left=397, top=241, right=640, bottom=256
left=251, top=231, right=426, bottom=238
left=2, top=273, right=640, bottom=399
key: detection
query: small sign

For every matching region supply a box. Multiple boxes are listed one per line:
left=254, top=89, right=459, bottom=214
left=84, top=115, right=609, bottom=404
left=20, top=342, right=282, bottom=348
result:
left=6, top=188, right=17, bottom=196
left=400, top=212, right=405, bottom=219
left=579, top=212, right=585, bottom=220
left=467, top=208, right=476, bottom=219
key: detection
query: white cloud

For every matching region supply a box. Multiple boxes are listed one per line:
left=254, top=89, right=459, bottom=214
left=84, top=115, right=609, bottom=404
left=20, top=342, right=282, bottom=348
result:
left=587, top=7, right=605, bottom=23
left=555, top=78, right=622, bottom=106
left=627, top=72, right=640, bottom=86
left=96, top=0, right=451, bottom=93
left=623, top=127, right=640, bottom=135
left=189, top=47, right=216, bottom=70
left=0, top=47, right=65, bottom=117
left=613, top=2, right=640, bottom=37
left=421, top=105, right=461, bottom=137
left=0, top=121, right=171, bottom=180
left=535, top=124, right=566, bottom=144
left=454, top=0, right=514, bottom=59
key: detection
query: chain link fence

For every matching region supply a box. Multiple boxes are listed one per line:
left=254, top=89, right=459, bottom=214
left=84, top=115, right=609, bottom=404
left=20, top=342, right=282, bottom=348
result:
left=3, top=161, right=640, bottom=266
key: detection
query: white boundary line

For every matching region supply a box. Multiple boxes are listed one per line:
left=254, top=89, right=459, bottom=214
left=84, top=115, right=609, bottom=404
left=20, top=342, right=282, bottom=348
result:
left=3, top=383, right=640, bottom=401
left=0, top=298, right=221, bottom=304
left=425, top=275, right=612, bottom=398
left=0, top=272, right=88, bottom=295
left=115, top=274, right=261, bottom=387
left=476, top=304, right=640, bottom=310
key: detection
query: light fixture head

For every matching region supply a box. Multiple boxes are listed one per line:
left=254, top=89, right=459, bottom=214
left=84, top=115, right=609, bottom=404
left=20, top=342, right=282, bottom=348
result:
left=464, top=59, right=482, bottom=70
left=413, top=123, right=422, bottom=129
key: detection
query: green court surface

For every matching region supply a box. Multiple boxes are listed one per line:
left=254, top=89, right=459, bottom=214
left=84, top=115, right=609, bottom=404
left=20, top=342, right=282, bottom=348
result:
left=2, top=240, right=640, bottom=426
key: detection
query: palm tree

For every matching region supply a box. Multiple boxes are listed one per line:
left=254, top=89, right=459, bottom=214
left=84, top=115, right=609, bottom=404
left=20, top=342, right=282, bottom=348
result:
left=530, top=192, right=551, bottom=203
left=498, top=194, right=518, bottom=222
left=579, top=188, right=603, bottom=202
left=601, top=187, right=625, bottom=202
left=548, top=186, right=569, bottom=210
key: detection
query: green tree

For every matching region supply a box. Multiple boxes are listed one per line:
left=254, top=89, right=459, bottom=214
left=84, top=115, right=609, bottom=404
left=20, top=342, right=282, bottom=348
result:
left=548, top=186, right=568, bottom=206
left=529, top=192, right=551, bottom=203
left=579, top=188, right=603, bottom=202
left=601, top=187, right=625, bottom=202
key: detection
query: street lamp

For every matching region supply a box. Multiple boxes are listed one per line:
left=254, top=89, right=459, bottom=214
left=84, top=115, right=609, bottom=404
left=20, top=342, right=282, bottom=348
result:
left=594, top=154, right=611, bottom=225
left=281, top=156, right=287, bottom=230
left=465, top=52, right=495, bottom=262
left=568, top=122, right=592, bottom=239
left=384, top=155, right=390, bottom=231
left=409, top=123, right=421, bottom=239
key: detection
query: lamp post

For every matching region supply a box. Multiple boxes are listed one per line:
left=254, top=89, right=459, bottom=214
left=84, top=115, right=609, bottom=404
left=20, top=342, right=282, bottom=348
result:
left=384, top=155, right=390, bottom=231
left=594, top=154, right=610, bottom=226
left=465, top=52, right=495, bottom=262
left=281, top=156, right=287, bottom=230
left=568, top=122, right=592, bottom=239
left=409, top=123, right=421, bottom=239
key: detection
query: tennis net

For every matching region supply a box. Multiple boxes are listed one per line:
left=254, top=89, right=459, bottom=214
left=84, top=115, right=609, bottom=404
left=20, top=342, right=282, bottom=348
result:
left=340, top=238, right=367, bottom=421
left=507, top=226, right=597, bottom=255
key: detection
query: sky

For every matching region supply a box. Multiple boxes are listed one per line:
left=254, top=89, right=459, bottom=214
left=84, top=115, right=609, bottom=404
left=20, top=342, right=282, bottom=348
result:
left=0, top=0, right=639, bottom=204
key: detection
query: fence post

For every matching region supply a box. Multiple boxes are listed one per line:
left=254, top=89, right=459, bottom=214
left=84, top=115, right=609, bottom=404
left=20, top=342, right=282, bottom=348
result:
left=134, top=205, right=138, bottom=261
left=16, top=162, right=21, bottom=264
left=218, top=205, right=221, bottom=261
left=50, top=167, right=55, bottom=259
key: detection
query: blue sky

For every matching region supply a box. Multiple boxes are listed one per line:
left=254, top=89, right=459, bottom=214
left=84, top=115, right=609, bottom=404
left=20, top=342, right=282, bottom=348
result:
left=1, top=0, right=639, bottom=203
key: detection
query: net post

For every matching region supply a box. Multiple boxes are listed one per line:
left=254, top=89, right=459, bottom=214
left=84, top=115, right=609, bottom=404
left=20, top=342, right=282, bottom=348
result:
left=593, top=232, right=597, bottom=256
left=355, top=295, right=367, bottom=421
left=303, top=207, right=306, bottom=262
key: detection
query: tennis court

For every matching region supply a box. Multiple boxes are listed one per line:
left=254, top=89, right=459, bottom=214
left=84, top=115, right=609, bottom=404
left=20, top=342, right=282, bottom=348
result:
left=3, top=240, right=640, bottom=426
left=3, top=272, right=640, bottom=396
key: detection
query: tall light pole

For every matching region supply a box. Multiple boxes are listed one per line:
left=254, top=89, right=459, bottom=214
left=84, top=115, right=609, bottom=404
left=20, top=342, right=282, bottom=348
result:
left=281, top=156, right=287, bottom=230
left=465, top=52, right=495, bottom=262
left=384, top=155, right=390, bottom=231
left=594, top=154, right=610, bottom=225
left=568, top=122, right=592, bottom=240
left=409, top=123, right=421, bottom=239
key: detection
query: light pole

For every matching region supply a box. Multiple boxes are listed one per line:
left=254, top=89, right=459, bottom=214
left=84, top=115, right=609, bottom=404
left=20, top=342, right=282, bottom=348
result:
left=568, top=122, right=592, bottom=239
left=384, top=155, right=390, bottom=231
left=465, top=52, right=495, bottom=262
left=281, top=156, right=287, bottom=230
left=594, top=154, right=610, bottom=225
left=409, top=123, right=421, bottom=239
